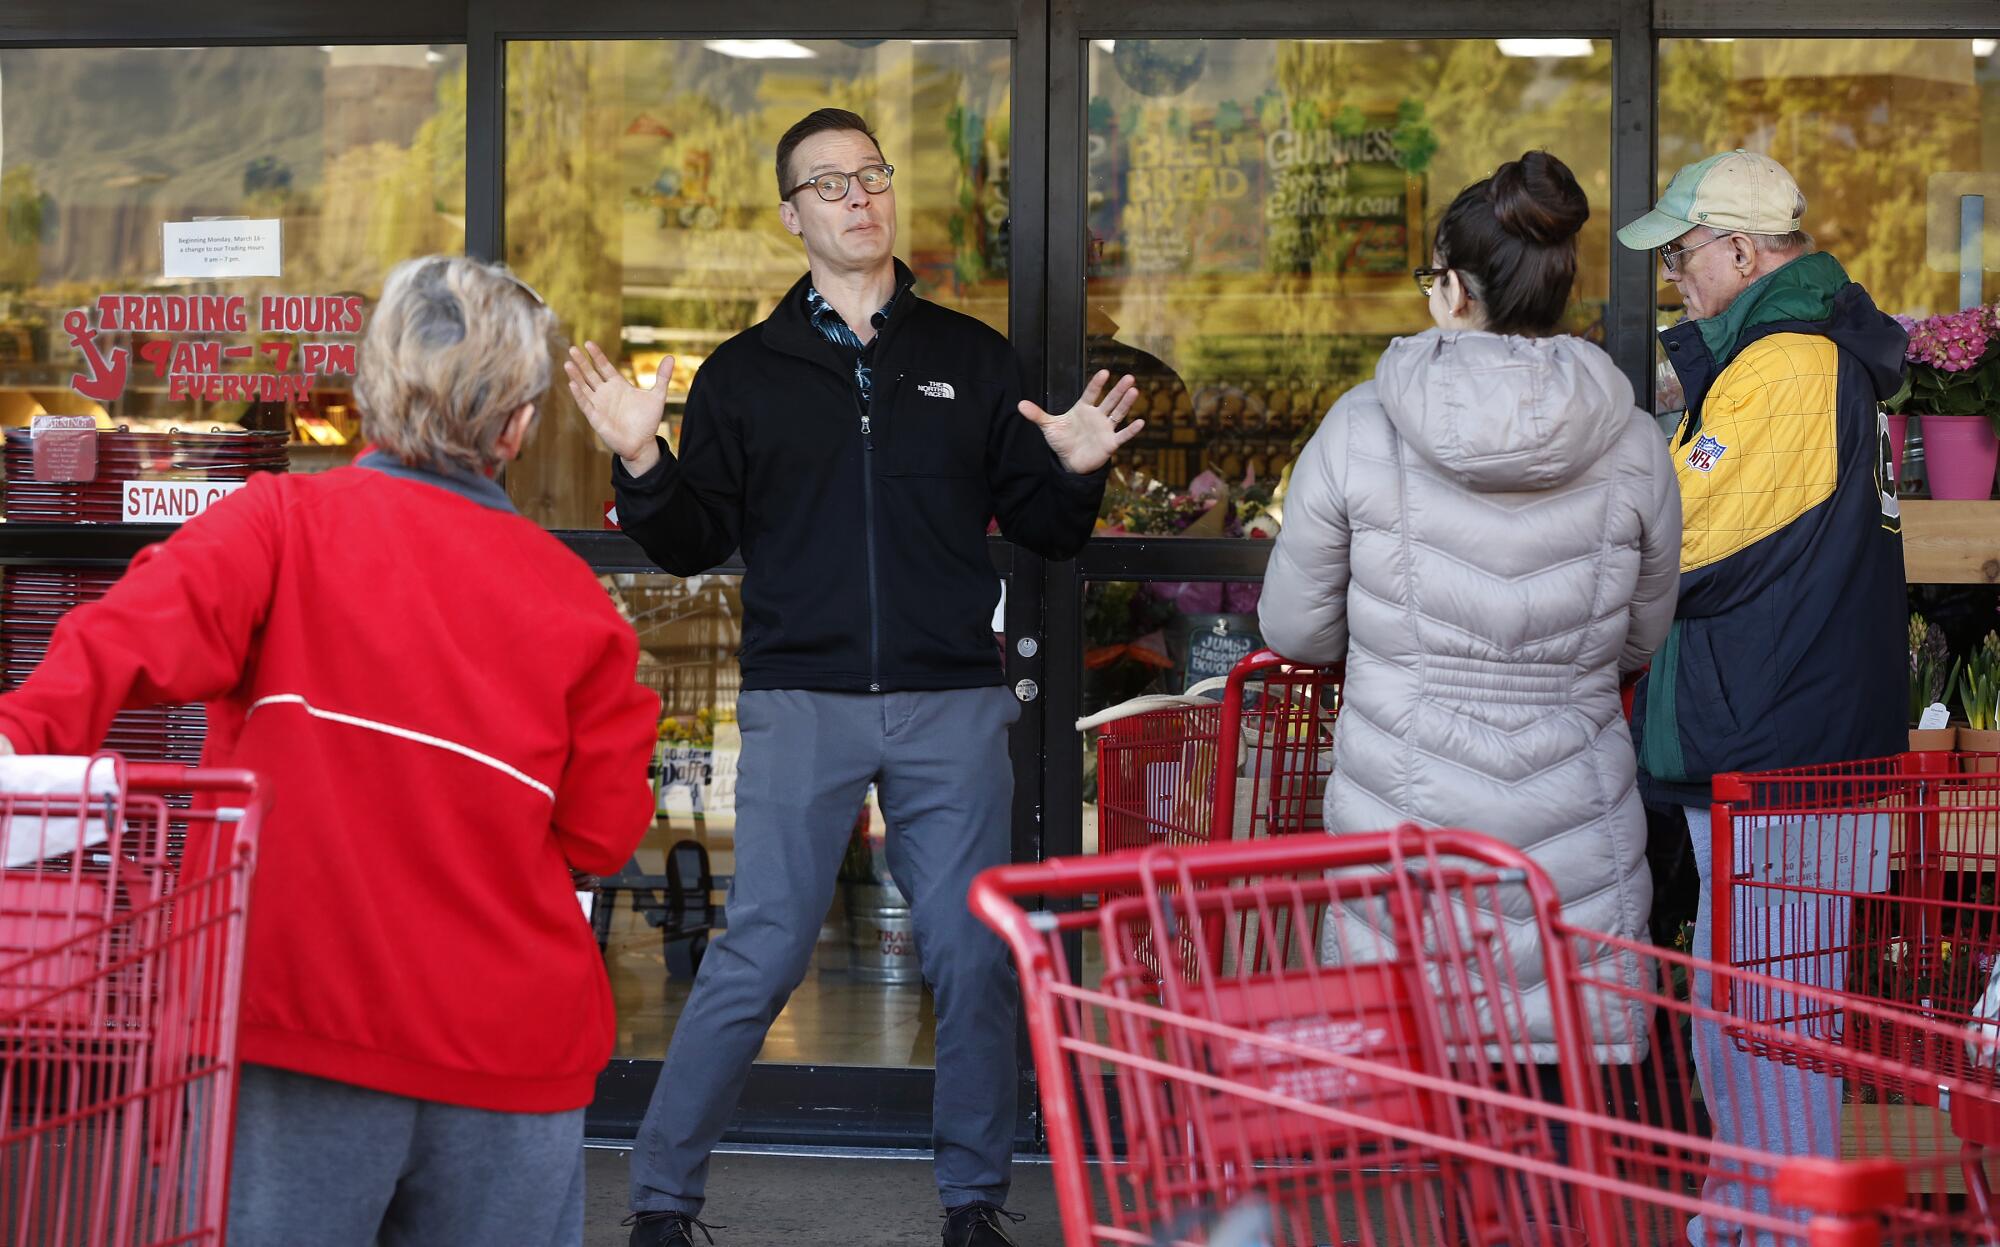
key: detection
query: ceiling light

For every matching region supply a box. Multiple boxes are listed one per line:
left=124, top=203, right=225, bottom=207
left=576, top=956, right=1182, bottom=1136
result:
left=1496, top=39, right=1595, bottom=58
left=1976, top=39, right=1998, bottom=58
left=703, top=39, right=816, bottom=60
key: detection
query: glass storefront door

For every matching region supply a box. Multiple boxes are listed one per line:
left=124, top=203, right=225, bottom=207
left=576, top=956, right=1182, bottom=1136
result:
left=1066, top=37, right=1617, bottom=880
left=500, top=36, right=1029, bottom=1133
left=1079, top=37, right=1615, bottom=540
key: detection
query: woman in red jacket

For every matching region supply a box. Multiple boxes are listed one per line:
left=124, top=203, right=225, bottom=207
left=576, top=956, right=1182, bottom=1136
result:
left=0, top=256, right=661, bottom=1247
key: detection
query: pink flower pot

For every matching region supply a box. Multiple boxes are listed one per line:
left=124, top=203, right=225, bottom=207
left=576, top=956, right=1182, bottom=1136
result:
left=1887, top=413, right=1908, bottom=483
left=1919, top=414, right=2000, bottom=499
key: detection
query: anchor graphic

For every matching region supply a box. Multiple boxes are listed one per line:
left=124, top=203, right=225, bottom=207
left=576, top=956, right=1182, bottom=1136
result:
left=63, top=309, right=129, bottom=403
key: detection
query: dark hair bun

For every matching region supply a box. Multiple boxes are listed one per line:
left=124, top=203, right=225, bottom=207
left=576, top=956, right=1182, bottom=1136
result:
left=1488, top=150, right=1589, bottom=246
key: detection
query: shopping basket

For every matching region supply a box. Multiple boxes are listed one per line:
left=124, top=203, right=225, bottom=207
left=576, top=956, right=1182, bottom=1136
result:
left=1079, top=650, right=1340, bottom=854
left=1, top=755, right=263, bottom=1247
left=972, top=828, right=2000, bottom=1247
left=1709, top=749, right=2000, bottom=1203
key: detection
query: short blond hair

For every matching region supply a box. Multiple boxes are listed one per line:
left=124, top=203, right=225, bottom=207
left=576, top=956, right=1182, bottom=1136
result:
left=356, top=255, right=555, bottom=474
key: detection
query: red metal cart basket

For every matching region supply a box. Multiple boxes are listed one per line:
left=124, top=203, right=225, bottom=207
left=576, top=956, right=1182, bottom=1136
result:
left=1083, top=650, right=1340, bottom=855
left=1710, top=750, right=2000, bottom=1204
left=1, top=756, right=263, bottom=1247
left=973, top=828, right=2000, bottom=1247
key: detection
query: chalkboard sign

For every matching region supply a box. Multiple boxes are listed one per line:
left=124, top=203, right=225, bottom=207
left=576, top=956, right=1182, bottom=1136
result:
left=1180, top=613, right=1261, bottom=687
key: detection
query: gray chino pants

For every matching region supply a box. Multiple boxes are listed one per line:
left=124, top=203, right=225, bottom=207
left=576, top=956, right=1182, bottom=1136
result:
left=629, top=687, right=1024, bottom=1216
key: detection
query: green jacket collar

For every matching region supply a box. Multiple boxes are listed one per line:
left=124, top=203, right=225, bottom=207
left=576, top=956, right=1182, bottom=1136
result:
left=1696, top=250, right=1850, bottom=366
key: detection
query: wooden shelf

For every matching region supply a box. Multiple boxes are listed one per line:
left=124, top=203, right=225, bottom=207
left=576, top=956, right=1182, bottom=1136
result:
left=1901, top=500, right=2000, bottom=584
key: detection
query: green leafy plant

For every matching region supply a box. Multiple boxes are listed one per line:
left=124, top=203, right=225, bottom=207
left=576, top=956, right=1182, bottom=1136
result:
left=1960, top=630, right=2000, bottom=732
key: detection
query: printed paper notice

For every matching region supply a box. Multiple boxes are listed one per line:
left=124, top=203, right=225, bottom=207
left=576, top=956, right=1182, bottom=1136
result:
left=123, top=480, right=245, bottom=524
left=162, top=219, right=283, bottom=279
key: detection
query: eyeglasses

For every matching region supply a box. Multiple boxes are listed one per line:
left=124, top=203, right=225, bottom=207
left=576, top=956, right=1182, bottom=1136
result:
left=787, top=163, right=895, bottom=203
left=1658, top=232, right=1730, bottom=275
left=1412, top=267, right=1447, bottom=297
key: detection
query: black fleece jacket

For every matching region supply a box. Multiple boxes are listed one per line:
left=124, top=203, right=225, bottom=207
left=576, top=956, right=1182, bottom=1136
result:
left=613, top=263, right=1108, bottom=693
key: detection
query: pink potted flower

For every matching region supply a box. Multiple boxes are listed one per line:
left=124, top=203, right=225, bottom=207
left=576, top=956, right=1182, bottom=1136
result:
left=1889, top=305, right=2000, bottom=499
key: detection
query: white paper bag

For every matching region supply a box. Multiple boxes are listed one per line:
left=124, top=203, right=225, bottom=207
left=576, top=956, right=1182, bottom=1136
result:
left=0, top=757, right=121, bottom=868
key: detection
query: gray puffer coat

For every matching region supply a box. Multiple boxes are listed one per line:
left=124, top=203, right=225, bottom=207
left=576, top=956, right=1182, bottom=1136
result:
left=1259, top=329, right=1681, bottom=1062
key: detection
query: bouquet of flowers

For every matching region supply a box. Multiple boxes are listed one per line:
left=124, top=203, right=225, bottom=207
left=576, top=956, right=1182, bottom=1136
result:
left=658, top=706, right=716, bottom=747
left=1098, top=466, right=1287, bottom=539
left=1889, top=304, right=2000, bottom=426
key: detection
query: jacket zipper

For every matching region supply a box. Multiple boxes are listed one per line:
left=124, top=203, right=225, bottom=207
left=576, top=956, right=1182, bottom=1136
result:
left=859, top=372, right=904, bottom=693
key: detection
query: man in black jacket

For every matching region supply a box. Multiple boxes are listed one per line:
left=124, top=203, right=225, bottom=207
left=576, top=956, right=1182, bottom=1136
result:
left=567, top=108, right=1139, bottom=1247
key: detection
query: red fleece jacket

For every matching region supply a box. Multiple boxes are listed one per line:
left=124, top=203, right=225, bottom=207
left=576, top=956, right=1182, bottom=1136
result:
left=0, top=465, right=660, bottom=1112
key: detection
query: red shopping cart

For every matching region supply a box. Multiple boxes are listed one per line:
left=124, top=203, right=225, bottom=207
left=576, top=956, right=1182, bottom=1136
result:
left=1, top=756, right=263, bottom=1247
left=1084, top=650, right=1340, bottom=855
left=1710, top=749, right=2000, bottom=1204
left=972, top=829, right=2000, bottom=1247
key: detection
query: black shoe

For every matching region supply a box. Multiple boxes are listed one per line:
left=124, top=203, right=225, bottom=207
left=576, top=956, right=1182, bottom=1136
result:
left=943, top=1202, right=1025, bottom=1247
left=624, top=1211, right=721, bottom=1247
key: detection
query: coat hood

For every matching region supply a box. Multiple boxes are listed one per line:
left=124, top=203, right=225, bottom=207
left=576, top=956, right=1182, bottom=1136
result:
left=1372, top=329, right=1639, bottom=493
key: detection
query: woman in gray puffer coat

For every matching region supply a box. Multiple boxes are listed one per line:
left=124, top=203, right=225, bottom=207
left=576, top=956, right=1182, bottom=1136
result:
left=1259, top=151, right=1681, bottom=1065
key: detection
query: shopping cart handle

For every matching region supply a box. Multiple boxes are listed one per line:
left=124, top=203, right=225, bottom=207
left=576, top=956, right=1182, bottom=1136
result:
left=1771, top=1157, right=1905, bottom=1215
left=971, top=825, right=1556, bottom=907
left=122, top=763, right=263, bottom=798
left=1226, top=649, right=1339, bottom=692
left=123, top=761, right=270, bottom=860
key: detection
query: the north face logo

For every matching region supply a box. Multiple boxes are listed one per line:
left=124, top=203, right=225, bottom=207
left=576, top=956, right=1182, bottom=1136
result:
left=917, top=381, right=955, bottom=400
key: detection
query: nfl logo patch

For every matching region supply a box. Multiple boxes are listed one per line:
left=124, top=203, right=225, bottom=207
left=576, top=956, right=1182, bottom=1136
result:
left=1686, top=434, right=1727, bottom=473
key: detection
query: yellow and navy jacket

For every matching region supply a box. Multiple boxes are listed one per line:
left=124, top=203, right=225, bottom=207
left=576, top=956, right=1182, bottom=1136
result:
left=1633, top=252, right=1908, bottom=807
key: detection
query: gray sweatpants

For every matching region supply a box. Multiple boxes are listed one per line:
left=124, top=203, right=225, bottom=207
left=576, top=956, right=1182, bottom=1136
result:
left=630, top=687, right=1023, bottom=1217
left=1685, top=807, right=1847, bottom=1247
left=227, top=1063, right=585, bottom=1247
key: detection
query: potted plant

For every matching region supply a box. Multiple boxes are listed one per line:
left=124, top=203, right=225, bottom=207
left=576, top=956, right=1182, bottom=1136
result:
left=1909, top=613, right=1959, bottom=750
left=1889, top=305, right=2000, bottom=500
left=1845, top=933, right=1995, bottom=1191
left=1959, top=630, right=2000, bottom=770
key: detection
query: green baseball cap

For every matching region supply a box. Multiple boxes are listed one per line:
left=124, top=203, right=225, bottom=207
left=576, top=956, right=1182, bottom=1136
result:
left=1617, top=149, right=1804, bottom=251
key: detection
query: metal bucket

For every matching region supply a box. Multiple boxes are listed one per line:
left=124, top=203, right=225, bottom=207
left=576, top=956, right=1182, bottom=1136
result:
left=845, top=882, right=921, bottom=985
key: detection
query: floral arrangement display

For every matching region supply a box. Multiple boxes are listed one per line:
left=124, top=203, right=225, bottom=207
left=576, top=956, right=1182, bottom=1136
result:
left=1890, top=304, right=2000, bottom=420
left=1888, top=303, right=2000, bottom=498
left=658, top=706, right=717, bottom=747
left=1963, top=630, right=2000, bottom=735
left=1098, top=465, right=1285, bottom=539
left=1910, top=612, right=1958, bottom=728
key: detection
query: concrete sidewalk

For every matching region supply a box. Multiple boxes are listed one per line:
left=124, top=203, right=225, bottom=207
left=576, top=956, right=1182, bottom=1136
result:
left=581, top=1148, right=1063, bottom=1247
